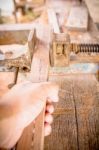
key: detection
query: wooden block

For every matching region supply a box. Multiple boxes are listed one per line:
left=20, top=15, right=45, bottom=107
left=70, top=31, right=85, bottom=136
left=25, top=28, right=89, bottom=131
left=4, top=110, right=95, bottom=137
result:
left=65, top=6, right=88, bottom=31
left=85, top=0, right=99, bottom=23
left=47, top=9, right=60, bottom=33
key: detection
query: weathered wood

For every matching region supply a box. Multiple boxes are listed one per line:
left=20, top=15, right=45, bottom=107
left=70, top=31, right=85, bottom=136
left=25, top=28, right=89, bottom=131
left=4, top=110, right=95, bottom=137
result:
left=0, top=24, right=49, bottom=150
left=13, top=0, right=18, bottom=23
left=16, top=122, right=35, bottom=150
left=30, top=44, right=49, bottom=150
left=0, top=27, right=30, bottom=45
left=65, top=6, right=88, bottom=31
left=0, top=1, right=99, bottom=150
left=33, top=108, right=45, bottom=150
left=16, top=31, right=50, bottom=150
left=84, top=0, right=99, bottom=24
left=0, top=72, right=15, bottom=97
left=45, top=75, right=99, bottom=150
left=72, top=75, right=99, bottom=150
left=47, top=9, right=60, bottom=33
left=28, top=29, right=36, bottom=59
left=45, top=76, right=78, bottom=150
left=16, top=2, right=99, bottom=149
left=50, top=32, right=99, bottom=67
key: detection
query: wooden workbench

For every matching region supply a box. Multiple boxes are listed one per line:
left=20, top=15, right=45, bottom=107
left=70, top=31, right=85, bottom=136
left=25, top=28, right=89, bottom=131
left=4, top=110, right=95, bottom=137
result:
left=44, top=1, right=99, bottom=150
left=45, top=74, right=99, bottom=150
left=0, top=1, right=99, bottom=150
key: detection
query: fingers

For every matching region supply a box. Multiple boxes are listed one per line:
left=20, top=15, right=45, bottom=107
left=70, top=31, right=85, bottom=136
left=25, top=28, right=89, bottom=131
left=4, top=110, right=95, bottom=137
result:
left=44, top=122, right=52, bottom=136
left=46, top=102, right=54, bottom=114
left=44, top=100, right=54, bottom=136
left=44, top=115, right=53, bottom=136
left=45, top=112, right=53, bottom=124
left=45, top=101, right=54, bottom=124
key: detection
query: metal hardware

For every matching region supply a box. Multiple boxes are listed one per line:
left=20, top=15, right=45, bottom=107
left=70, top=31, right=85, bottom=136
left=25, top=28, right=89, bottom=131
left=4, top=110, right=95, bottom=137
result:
left=50, top=33, right=99, bottom=67
left=0, top=29, right=36, bottom=88
left=73, top=44, right=99, bottom=54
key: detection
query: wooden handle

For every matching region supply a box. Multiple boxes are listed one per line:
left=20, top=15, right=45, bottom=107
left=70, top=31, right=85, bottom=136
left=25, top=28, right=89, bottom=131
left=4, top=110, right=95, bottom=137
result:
left=33, top=107, right=45, bottom=150
left=16, top=106, right=45, bottom=150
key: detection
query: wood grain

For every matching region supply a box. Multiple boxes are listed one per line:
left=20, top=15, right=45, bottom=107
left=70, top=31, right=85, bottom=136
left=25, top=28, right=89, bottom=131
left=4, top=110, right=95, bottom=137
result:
left=47, top=9, right=60, bottom=33
left=0, top=72, right=15, bottom=97
left=33, top=108, right=45, bottom=150
left=16, top=122, right=35, bottom=150
left=65, top=6, right=88, bottom=31
left=85, top=0, right=99, bottom=23
left=72, top=75, right=99, bottom=150
left=44, top=75, right=99, bottom=150
left=16, top=40, right=49, bottom=150
left=45, top=76, right=78, bottom=150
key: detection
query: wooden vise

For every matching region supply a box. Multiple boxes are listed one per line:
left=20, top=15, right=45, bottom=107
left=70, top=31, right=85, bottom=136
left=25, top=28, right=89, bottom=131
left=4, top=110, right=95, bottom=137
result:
left=50, top=33, right=99, bottom=67
left=0, top=28, right=36, bottom=87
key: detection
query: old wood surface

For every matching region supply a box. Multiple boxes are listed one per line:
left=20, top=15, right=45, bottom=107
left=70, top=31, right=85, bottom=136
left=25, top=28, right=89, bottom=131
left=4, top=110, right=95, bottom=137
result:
left=0, top=24, right=50, bottom=150
left=0, top=1, right=99, bottom=150
left=45, top=75, right=99, bottom=150
left=16, top=122, right=35, bottom=150
left=47, top=9, right=60, bottom=33
left=33, top=108, right=45, bottom=150
left=84, top=0, right=99, bottom=23
left=44, top=2, right=99, bottom=149
left=16, top=27, right=50, bottom=150
left=0, top=72, right=15, bottom=97
left=65, top=6, right=88, bottom=31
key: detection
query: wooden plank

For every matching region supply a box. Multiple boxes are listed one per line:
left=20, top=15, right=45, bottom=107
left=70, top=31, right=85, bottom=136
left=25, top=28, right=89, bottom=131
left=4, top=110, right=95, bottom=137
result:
left=16, top=122, right=35, bottom=150
left=26, top=0, right=45, bottom=6
left=47, top=9, right=60, bottom=33
left=16, top=28, right=50, bottom=150
left=45, top=75, right=99, bottom=150
left=28, top=29, right=36, bottom=59
left=38, top=4, right=99, bottom=149
left=0, top=24, right=35, bottom=31
left=73, top=75, right=99, bottom=150
left=84, top=0, right=99, bottom=23
left=65, top=6, right=88, bottom=31
left=33, top=108, right=45, bottom=150
left=45, top=76, right=78, bottom=150
left=13, top=0, right=18, bottom=23
left=0, top=24, right=50, bottom=150
left=30, top=44, right=49, bottom=150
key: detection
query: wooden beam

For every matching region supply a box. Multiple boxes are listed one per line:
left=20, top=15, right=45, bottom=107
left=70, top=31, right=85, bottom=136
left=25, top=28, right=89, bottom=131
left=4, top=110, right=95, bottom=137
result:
left=65, top=6, right=88, bottom=31
left=47, top=9, right=60, bottom=33
left=16, top=27, right=50, bottom=150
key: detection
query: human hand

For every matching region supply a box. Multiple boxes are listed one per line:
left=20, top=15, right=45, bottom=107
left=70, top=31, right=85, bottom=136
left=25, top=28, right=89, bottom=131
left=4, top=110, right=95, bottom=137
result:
left=0, top=81, right=59, bottom=149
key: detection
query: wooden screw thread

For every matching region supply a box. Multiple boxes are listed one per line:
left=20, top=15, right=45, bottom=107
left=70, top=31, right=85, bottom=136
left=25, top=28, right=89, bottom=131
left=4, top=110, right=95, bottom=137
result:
left=73, top=44, right=99, bottom=54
